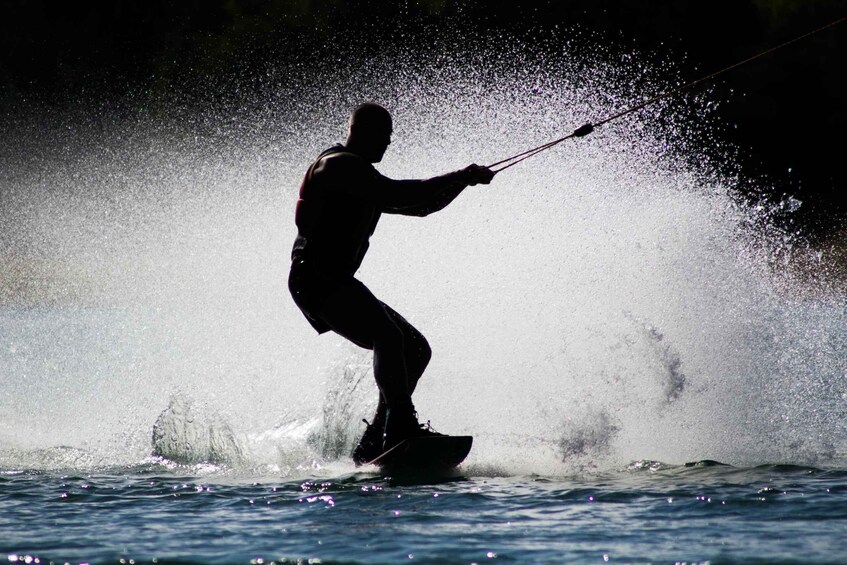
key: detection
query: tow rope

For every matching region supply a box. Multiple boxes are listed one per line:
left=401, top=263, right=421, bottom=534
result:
left=487, top=15, right=847, bottom=174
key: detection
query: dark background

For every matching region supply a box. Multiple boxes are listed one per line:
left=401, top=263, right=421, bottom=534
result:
left=2, top=0, right=846, bottom=240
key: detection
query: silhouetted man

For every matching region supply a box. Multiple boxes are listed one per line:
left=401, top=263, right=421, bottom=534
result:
left=289, top=102, right=494, bottom=465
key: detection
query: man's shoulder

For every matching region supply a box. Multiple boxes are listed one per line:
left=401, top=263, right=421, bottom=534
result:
left=315, top=147, right=372, bottom=176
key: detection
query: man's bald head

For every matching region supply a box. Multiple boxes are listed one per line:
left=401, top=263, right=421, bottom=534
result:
left=346, top=102, right=393, bottom=163
left=349, top=102, right=392, bottom=133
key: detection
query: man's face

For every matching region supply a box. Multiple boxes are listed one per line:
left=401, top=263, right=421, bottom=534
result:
left=369, top=124, right=392, bottom=163
left=347, top=111, right=393, bottom=163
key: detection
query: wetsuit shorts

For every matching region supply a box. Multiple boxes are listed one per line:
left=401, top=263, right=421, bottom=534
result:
left=288, top=258, right=340, bottom=334
left=288, top=258, right=425, bottom=358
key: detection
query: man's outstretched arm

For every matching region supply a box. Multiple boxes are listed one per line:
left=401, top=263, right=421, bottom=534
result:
left=317, top=153, right=493, bottom=213
left=381, top=164, right=494, bottom=217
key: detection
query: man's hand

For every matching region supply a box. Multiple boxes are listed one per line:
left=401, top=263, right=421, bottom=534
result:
left=460, top=164, right=495, bottom=186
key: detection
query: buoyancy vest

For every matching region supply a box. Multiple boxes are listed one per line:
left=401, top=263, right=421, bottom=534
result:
left=291, top=145, right=382, bottom=278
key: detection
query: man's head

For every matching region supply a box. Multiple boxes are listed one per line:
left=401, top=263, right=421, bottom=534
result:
left=346, top=102, right=393, bottom=163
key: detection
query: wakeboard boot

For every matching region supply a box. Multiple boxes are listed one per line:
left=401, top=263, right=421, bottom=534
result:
left=352, top=416, right=386, bottom=466
left=382, top=406, right=448, bottom=452
left=382, top=406, right=422, bottom=453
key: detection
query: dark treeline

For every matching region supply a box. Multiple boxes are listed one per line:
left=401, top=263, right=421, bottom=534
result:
left=2, top=0, right=846, bottom=237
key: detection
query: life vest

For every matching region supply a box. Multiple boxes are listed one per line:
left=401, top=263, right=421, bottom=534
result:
left=291, top=145, right=381, bottom=277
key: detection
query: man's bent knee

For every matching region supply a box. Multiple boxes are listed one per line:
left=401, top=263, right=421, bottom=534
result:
left=372, top=318, right=406, bottom=352
left=411, top=339, right=432, bottom=370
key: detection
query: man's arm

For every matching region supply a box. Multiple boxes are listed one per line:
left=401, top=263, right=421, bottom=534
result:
left=316, top=153, right=492, bottom=214
left=381, top=165, right=493, bottom=217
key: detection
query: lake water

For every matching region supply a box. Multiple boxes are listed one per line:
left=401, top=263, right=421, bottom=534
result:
left=3, top=458, right=847, bottom=564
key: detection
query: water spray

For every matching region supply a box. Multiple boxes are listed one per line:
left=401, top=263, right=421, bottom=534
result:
left=488, top=15, right=847, bottom=174
left=3, top=13, right=847, bottom=474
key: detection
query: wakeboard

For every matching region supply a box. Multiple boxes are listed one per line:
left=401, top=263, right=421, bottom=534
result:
left=366, top=435, right=472, bottom=474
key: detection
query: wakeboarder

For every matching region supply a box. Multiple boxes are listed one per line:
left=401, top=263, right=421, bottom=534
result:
left=288, top=102, right=494, bottom=464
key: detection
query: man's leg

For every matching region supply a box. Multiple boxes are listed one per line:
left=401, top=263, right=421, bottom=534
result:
left=382, top=305, right=432, bottom=395
left=315, top=279, right=428, bottom=455
left=317, top=280, right=412, bottom=408
left=369, top=306, right=434, bottom=450
left=360, top=306, right=432, bottom=442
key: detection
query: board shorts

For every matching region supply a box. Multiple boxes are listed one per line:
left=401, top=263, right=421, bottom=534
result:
left=288, top=258, right=340, bottom=334
left=288, top=258, right=425, bottom=354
